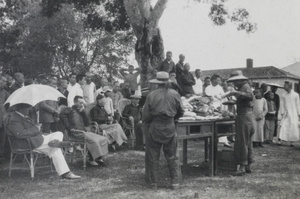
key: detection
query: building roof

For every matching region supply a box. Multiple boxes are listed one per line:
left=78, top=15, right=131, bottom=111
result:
left=201, top=66, right=300, bottom=81
left=282, top=62, right=300, bottom=78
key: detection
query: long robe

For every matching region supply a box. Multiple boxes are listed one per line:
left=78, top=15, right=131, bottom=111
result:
left=252, top=98, right=268, bottom=142
left=234, top=83, right=255, bottom=166
left=279, top=90, right=300, bottom=142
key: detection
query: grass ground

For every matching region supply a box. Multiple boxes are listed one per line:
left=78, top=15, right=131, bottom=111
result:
left=1, top=140, right=300, bottom=199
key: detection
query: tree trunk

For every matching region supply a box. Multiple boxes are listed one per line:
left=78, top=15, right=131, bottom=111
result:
left=124, top=0, right=168, bottom=88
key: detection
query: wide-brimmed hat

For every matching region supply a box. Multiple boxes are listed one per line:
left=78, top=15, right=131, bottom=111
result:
left=130, top=95, right=141, bottom=99
left=149, top=71, right=170, bottom=84
left=266, top=83, right=283, bottom=88
left=101, top=86, right=112, bottom=93
left=227, top=70, right=248, bottom=82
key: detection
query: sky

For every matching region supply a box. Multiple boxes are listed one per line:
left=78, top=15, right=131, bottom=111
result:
left=148, top=0, right=300, bottom=71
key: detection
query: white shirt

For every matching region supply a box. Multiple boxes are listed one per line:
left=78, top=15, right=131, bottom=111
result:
left=67, top=83, right=83, bottom=107
left=82, top=82, right=96, bottom=103
left=193, top=77, right=203, bottom=95
left=205, top=84, right=225, bottom=108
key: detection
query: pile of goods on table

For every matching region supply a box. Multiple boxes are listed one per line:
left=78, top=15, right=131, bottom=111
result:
left=179, top=95, right=235, bottom=121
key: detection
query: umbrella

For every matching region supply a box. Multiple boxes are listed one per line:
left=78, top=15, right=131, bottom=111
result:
left=4, top=84, right=65, bottom=107
left=265, top=83, right=283, bottom=88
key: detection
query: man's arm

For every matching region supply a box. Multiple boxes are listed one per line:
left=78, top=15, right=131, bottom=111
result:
left=174, top=94, right=185, bottom=120
left=80, top=111, right=90, bottom=127
left=59, top=108, right=72, bottom=131
left=90, top=107, right=108, bottom=124
left=6, top=117, right=40, bottom=138
left=120, top=68, right=128, bottom=77
left=39, top=101, right=58, bottom=115
left=122, top=105, right=131, bottom=118
left=142, top=96, right=152, bottom=123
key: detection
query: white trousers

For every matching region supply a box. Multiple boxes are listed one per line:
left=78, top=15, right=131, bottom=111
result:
left=35, top=132, right=70, bottom=176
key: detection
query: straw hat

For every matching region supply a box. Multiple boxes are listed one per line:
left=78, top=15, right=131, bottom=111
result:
left=265, top=83, right=283, bottom=88
left=130, top=95, right=141, bottom=99
left=227, top=70, right=248, bottom=82
left=101, top=86, right=112, bottom=93
left=149, top=71, right=170, bottom=84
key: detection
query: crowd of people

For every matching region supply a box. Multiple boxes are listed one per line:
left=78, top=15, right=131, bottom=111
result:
left=0, top=50, right=300, bottom=188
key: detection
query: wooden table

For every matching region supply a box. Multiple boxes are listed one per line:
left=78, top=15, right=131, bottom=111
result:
left=176, top=118, right=235, bottom=177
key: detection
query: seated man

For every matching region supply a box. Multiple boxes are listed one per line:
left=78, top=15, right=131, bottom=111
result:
left=90, top=95, right=127, bottom=150
left=60, top=96, right=109, bottom=166
left=4, top=104, right=80, bottom=179
left=122, top=95, right=144, bottom=150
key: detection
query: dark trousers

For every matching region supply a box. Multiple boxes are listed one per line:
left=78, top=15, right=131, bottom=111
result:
left=0, top=127, right=6, bottom=158
left=146, top=131, right=179, bottom=184
left=42, top=122, right=58, bottom=134
left=135, top=123, right=145, bottom=147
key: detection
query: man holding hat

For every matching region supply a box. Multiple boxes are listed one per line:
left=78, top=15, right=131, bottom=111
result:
left=227, top=70, right=255, bottom=176
left=143, top=71, right=184, bottom=189
left=122, top=95, right=144, bottom=149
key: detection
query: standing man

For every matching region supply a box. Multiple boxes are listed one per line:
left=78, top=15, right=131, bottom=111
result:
left=82, top=72, right=96, bottom=104
left=193, top=69, right=203, bottom=95
left=175, top=54, right=185, bottom=92
left=67, top=73, right=83, bottom=107
left=176, top=63, right=195, bottom=96
left=39, top=77, right=60, bottom=133
left=120, top=65, right=141, bottom=95
left=9, top=72, right=24, bottom=94
left=278, top=81, right=300, bottom=146
left=143, top=71, right=184, bottom=190
left=203, top=76, right=211, bottom=96
left=157, top=51, right=176, bottom=74
left=0, top=76, right=10, bottom=161
left=58, top=78, right=69, bottom=106
left=264, top=84, right=280, bottom=138
left=227, top=70, right=255, bottom=176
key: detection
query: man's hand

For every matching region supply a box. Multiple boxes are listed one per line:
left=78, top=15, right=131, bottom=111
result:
left=138, top=120, right=142, bottom=124
left=129, top=116, right=134, bottom=121
left=256, top=117, right=262, bottom=121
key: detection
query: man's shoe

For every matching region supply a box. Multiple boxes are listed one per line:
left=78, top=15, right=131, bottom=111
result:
left=48, top=140, right=72, bottom=148
left=231, top=170, right=245, bottom=176
left=149, top=183, right=158, bottom=190
left=75, top=145, right=84, bottom=152
left=88, top=160, right=99, bottom=166
left=224, top=144, right=232, bottom=148
left=171, top=183, right=180, bottom=190
left=61, top=172, right=81, bottom=179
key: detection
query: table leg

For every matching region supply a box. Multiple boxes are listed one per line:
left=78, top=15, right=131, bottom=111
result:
left=213, top=124, right=217, bottom=175
left=183, top=139, right=187, bottom=165
left=204, top=139, right=208, bottom=162
left=210, top=136, right=214, bottom=177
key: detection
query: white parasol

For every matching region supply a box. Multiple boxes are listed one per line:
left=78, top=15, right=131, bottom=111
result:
left=4, top=84, right=65, bottom=107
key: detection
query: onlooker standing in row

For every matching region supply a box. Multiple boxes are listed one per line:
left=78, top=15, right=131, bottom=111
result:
left=177, top=63, right=195, bottom=96
left=265, top=85, right=280, bottom=138
left=9, top=72, right=24, bottom=94
left=58, top=78, right=69, bottom=107
left=67, top=73, right=83, bottom=107
left=0, top=76, right=10, bottom=161
left=82, top=72, right=96, bottom=104
left=39, top=77, right=60, bottom=134
left=278, top=81, right=300, bottom=146
left=252, top=89, right=268, bottom=147
left=202, top=76, right=211, bottom=96
left=120, top=65, right=141, bottom=95
left=193, top=69, right=203, bottom=95
left=264, top=91, right=277, bottom=143
left=157, top=51, right=176, bottom=74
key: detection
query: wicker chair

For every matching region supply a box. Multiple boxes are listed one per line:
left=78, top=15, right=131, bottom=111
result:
left=7, top=136, right=53, bottom=179
left=117, top=98, right=135, bottom=148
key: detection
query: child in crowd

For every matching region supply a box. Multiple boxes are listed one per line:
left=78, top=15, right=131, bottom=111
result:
left=252, top=88, right=268, bottom=147
left=264, top=91, right=277, bottom=144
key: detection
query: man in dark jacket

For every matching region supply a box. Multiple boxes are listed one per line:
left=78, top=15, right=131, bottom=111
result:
left=176, top=63, right=195, bottom=96
left=143, top=71, right=184, bottom=190
left=9, top=72, right=24, bottom=94
left=157, top=51, right=176, bottom=74
left=122, top=95, right=144, bottom=149
left=4, top=104, right=80, bottom=179
left=60, top=96, right=108, bottom=166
